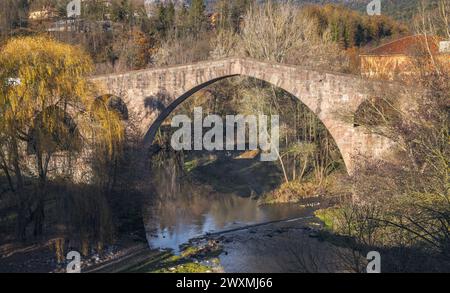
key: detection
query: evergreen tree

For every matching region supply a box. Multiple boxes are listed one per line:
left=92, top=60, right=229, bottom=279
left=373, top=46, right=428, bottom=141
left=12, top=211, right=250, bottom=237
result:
left=215, top=0, right=253, bottom=31
left=188, top=0, right=207, bottom=33
left=110, top=0, right=133, bottom=25
left=215, top=0, right=231, bottom=30
left=230, top=0, right=253, bottom=31
left=155, top=2, right=175, bottom=38
left=175, top=3, right=190, bottom=37
left=166, top=2, right=176, bottom=30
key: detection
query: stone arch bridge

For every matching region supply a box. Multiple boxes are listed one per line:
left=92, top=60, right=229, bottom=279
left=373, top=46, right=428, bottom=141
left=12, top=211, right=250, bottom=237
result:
left=91, top=58, right=403, bottom=174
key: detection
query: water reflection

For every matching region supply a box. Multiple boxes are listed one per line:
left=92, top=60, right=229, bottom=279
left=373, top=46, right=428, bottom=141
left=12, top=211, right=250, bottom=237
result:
left=143, top=151, right=308, bottom=253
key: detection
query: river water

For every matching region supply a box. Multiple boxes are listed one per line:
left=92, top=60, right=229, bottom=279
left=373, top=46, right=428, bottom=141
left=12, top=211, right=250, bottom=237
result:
left=144, top=190, right=311, bottom=253
left=142, top=153, right=337, bottom=272
left=145, top=155, right=310, bottom=253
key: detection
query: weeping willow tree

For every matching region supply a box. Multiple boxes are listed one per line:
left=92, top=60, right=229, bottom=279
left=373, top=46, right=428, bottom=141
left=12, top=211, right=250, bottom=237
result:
left=89, top=95, right=126, bottom=197
left=0, top=36, right=123, bottom=240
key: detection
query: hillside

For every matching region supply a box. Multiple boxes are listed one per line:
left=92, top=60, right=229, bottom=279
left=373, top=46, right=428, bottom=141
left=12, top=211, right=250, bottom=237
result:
left=343, top=0, right=439, bottom=21
left=204, top=0, right=438, bottom=22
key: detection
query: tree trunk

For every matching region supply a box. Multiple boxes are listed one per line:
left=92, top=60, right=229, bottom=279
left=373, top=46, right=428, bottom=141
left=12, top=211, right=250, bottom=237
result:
left=10, top=135, right=29, bottom=241
left=33, top=150, right=50, bottom=237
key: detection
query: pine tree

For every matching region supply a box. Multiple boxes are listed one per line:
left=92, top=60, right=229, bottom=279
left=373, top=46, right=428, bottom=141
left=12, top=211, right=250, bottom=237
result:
left=215, top=0, right=253, bottom=31
left=156, top=2, right=175, bottom=37
left=188, top=0, right=207, bottom=33
left=166, top=2, right=176, bottom=29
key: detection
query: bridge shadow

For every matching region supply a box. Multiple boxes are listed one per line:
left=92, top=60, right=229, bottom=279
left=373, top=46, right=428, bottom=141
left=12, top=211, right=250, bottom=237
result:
left=143, top=90, right=173, bottom=113
left=189, top=153, right=281, bottom=197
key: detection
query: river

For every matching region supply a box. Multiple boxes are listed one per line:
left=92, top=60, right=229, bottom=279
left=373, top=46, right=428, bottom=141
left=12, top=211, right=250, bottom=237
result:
left=141, top=151, right=346, bottom=272
left=144, top=190, right=314, bottom=253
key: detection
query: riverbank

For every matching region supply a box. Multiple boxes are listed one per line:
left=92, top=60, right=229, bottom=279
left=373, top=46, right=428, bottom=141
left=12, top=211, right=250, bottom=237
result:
left=0, top=235, right=150, bottom=273
left=107, top=212, right=357, bottom=273
left=0, top=207, right=358, bottom=273
left=0, top=153, right=348, bottom=273
left=198, top=214, right=355, bottom=273
left=130, top=150, right=354, bottom=273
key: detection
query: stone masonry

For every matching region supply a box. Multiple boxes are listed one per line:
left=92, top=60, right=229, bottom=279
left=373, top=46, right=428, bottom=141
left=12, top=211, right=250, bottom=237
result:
left=90, top=58, right=405, bottom=174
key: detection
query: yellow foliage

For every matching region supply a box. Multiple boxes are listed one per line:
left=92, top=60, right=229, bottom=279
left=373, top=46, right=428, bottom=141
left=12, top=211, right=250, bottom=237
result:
left=90, top=95, right=125, bottom=159
left=0, top=36, right=93, bottom=120
left=0, top=36, right=93, bottom=142
left=0, top=36, right=124, bottom=162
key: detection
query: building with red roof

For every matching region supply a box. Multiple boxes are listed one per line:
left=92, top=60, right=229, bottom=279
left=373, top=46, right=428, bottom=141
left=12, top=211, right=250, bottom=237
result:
left=360, top=35, right=450, bottom=80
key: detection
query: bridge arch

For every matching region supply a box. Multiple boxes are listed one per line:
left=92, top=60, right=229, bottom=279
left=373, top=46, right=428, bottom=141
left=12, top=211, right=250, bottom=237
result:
left=93, top=94, right=129, bottom=121
left=142, top=74, right=350, bottom=172
left=91, top=58, right=400, bottom=174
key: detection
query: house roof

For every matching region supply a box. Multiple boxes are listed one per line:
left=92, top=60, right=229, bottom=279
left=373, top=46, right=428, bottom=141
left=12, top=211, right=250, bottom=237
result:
left=362, top=35, right=442, bottom=56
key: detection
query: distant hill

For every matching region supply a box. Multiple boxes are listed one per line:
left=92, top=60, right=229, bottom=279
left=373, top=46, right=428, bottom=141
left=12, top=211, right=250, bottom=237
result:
left=204, top=0, right=438, bottom=22
left=342, top=0, right=439, bottom=21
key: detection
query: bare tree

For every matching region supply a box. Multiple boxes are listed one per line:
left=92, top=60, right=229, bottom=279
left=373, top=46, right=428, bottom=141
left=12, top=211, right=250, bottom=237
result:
left=239, top=1, right=315, bottom=63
